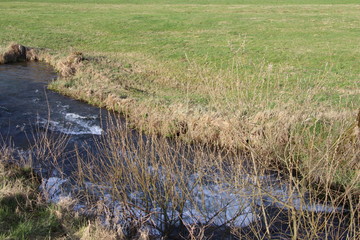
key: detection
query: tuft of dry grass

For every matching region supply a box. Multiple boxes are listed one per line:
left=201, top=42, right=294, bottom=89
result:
left=55, top=51, right=85, bottom=77
left=75, top=221, right=119, bottom=240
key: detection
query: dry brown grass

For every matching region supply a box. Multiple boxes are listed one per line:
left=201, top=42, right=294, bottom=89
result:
left=75, top=221, right=119, bottom=240
left=64, top=117, right=358, bottom=239
left=0, top=113, right=359, bottom=239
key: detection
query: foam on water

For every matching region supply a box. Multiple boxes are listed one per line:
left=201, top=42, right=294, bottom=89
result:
left=37, top=112, right=103, bottom=135
left=41, top=177, right=70, bottom=203
left=40, top=171, right=342, bottom=236
left=65, top=113, right=103, bottom=135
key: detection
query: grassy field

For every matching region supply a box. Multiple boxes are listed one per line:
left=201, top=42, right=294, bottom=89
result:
left=1, top=0, right=359, bottom=114
left=0, top=0, right=359, bottom=238
left=0, top=0, right=359, bottom=186
left=1, top=0, right=359, bottom=109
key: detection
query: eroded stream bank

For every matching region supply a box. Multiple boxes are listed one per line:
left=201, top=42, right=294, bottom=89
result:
left=0, top=62, right=356, bottom=239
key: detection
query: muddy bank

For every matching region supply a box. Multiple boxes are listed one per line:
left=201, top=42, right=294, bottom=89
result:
left=0, top=43, right=38, bottom=64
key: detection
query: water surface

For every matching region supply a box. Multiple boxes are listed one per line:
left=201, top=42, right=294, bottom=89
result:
left=0, top=62, right=108, bottom=145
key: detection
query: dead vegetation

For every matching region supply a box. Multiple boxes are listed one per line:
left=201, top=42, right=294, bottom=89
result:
left=1, top=114, right=357, bottom=239
left=56, top=51, right=85, bottom=77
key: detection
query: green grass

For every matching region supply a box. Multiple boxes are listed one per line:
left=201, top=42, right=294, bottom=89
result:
left=0, top=161, right=117, bottom=239
left=0, top=0, right=359, bottom=4
left=0, top=165, right=63, bottom=239
left=0, top=0, right=359, bottom=113
left=0, top=195, right=62, bottom=239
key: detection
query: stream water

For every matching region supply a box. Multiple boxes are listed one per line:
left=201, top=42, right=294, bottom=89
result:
left=0, top=62, right=352, bottom=239
left=0, top=62, right=106, bottom=145
left=0, top=62, right=115, bottom=177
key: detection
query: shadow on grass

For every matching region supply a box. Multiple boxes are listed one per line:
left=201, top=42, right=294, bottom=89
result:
left=0, top=193, right=64, bottom=239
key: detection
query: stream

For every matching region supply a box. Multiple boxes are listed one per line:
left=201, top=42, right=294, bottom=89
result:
left=0, top=62, right=352, bottom=239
